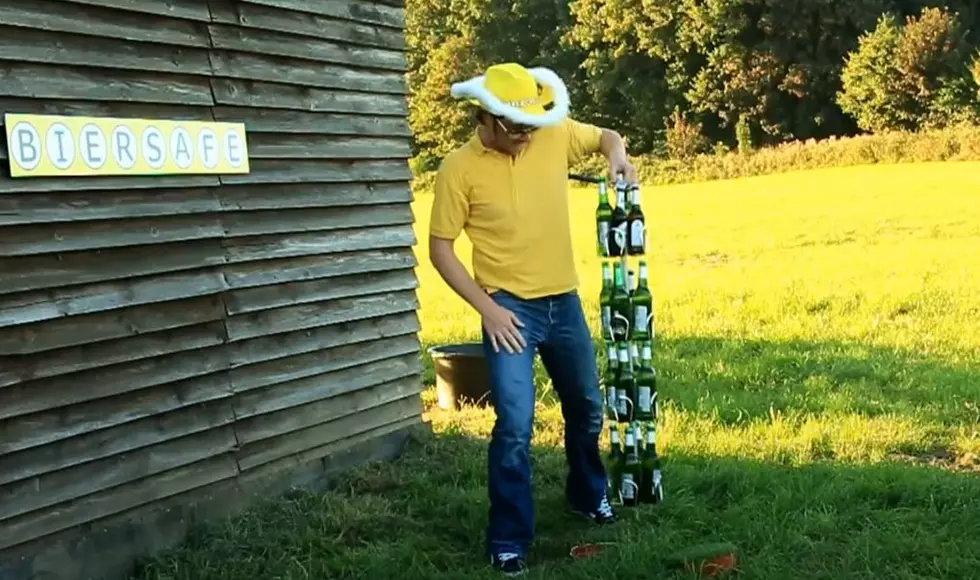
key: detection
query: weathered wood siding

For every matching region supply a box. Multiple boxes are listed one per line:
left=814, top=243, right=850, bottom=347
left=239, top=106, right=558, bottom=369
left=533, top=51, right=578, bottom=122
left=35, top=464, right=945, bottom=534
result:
left=0, top=1, right=423, bottom=578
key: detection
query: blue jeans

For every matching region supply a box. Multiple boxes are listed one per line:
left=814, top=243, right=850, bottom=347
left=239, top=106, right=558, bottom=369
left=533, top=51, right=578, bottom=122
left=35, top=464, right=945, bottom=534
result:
left=481, top=289, right=607, bottom=558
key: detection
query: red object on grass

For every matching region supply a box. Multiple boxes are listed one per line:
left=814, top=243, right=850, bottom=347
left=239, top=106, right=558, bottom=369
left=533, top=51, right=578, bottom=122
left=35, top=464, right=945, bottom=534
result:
left=569, top=543, right=610, bottom=559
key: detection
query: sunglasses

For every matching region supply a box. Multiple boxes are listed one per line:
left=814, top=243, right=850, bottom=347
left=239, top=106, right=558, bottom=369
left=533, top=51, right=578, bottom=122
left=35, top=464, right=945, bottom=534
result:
left=495, top=117, right=536, bottom=136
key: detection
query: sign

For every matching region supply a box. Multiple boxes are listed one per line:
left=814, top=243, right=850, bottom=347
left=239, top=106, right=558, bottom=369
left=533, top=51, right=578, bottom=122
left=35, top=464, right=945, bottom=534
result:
left=3, top=113, right=250, bottom=178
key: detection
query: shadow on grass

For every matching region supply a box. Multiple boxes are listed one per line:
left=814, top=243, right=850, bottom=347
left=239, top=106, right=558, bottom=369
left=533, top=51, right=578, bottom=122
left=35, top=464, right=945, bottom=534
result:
left=420, top=334, right=980, bottom=427
left=130, top=426, right=980, bottom=580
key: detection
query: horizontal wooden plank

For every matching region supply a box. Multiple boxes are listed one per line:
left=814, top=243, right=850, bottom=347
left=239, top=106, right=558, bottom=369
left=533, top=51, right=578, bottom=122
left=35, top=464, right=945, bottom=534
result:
left=231, top=334, right=419, bottom=396
left=0, top=397, right=234, bottom=486
left=211, top=106, right=411, bottom=136
left=59, top=0, right=212, bottom=21
left=221, top=203, right=413, bottom=238
left=221, top=247, right=416, bottom=289
left=234, top=347, right=420, bottom=419
left=215, top=181, right=411, bottom=212
left=0, top=268, right=227, bottom=328
left=0, top=0, right=212, bottom=47
left=0, top=25, right=212, bottom=75
left=0, top=173, right=220, bottom=194
left=237, top=392, right=420, bottom=472
left=245, top=134, right=411, bottom=159
left=228, top=310, right=419, bottom=370
left=0, top=425, right=238, bottom=523
left=225, top=288, right=418, bottom=341
left=227, top=266, right=417, bottom=315
left=0, top=453, right=239, bottom=551
left=237, top=373, right=420, bottom=447
left=238, top=413, right=417, bottom=488
left=221, top=223, right=415, bottom=264
left=0, top=214, right=225, bottom=258
left=243, top=0, right=405, bottom=30
left=0, top=294, right=226, bottom=356
left=219, top=159, right=411, bottom=185
left=0, top=187, right=220, bottom=227
left=0, top=318, right=227, bottom=386
left=207, top=23, right=406, bottom=71
left=210, top=78, right=407, bottom=116
left=0, top=97, right=214, bottom=128
left=0, top=342, right=230, bottom=421
left=0, top=239, right=225, bottom=296
left=209, top=50, right=406, bottom=94
left=0, top=62, right=215, bottom=106
left=209, top=2, right=405, bottom=50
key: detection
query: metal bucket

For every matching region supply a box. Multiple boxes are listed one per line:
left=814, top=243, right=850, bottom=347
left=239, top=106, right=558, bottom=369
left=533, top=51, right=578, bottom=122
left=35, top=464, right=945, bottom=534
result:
left=428, top=342, right=491, bottom=410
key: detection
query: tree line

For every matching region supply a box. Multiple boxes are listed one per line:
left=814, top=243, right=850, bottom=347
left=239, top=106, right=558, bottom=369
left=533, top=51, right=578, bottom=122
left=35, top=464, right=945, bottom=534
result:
left=405, top=1, right=980, bottom=166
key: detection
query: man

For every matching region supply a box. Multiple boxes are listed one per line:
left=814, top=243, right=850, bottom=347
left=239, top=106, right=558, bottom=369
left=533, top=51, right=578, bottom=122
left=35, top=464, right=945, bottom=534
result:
left=427, top=62, right=638, bottom=576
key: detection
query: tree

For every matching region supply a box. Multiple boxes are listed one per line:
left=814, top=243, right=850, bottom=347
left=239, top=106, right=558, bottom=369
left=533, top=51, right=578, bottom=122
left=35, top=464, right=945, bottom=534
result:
left=838, top=7, right=979, bottom=133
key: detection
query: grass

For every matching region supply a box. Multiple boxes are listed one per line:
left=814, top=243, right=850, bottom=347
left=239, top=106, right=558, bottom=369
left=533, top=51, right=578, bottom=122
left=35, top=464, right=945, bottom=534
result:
left=133, top=162, right=980, bottom=580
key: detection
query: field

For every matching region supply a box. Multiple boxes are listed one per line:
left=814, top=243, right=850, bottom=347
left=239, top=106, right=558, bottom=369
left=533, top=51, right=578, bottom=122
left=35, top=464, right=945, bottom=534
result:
left=134, top=162, right=980, bottom=580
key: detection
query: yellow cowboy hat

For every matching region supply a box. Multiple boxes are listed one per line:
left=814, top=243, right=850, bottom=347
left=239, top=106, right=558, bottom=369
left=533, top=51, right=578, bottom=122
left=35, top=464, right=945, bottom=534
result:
left=450, top=62, right=570, bottom=127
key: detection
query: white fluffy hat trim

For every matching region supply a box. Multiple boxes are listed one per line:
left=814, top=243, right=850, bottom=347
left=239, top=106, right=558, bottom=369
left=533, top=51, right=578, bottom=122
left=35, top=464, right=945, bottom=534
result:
left=450, top=67, right=570, bottom=127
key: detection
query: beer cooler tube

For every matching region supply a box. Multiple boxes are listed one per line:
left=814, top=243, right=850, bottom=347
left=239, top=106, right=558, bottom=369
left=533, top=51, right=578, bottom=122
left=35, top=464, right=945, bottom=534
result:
left=591, top=174, right=664, bottom=508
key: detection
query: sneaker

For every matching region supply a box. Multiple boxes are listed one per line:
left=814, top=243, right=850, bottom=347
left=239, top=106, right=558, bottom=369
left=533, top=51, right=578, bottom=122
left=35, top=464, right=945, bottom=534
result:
left=490, top=552, right=527, bottom=576
left=571, top=494, right=617, bottom=525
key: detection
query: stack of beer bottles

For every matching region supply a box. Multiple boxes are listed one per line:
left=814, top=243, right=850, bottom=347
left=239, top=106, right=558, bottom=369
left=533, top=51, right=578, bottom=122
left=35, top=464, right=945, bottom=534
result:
left=595, top=176, right=664, bottom=508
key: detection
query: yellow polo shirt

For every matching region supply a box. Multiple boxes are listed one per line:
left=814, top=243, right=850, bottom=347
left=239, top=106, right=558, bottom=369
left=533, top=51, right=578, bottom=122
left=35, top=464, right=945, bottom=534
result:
left=429, top=117, right=603, bottom=299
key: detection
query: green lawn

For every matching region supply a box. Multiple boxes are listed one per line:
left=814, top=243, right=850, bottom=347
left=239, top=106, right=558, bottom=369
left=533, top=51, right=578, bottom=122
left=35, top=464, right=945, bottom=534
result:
left=134, top=162, right=980, bottom=580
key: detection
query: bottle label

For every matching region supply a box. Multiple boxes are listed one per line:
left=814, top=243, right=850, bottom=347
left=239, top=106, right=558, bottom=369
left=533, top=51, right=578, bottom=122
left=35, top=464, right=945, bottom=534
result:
left=611, top=223, right=627, bottom=255
left=631, top=188, right=641, bottom=207
left=633, top=305, right=648, bottom=332
left=601, top=306, right=611, bottom=333
left=617, top=393, right=629, bottom=417
left=621, top=473, right=636, bottom=500
left=652, top=470, right=663, bottom=498
left=613, top=312, right=630, bottom=340
left=606, top=386, right=617, bottom=412
left=638, top=386, right=651, bottom=412
left=629, top=219, right=645, bottom=251
left=597, top=222, right=610, bottom=255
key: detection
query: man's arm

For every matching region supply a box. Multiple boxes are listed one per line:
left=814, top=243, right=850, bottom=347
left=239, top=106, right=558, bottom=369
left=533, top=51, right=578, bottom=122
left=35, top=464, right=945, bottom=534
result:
left=429, top=235, right=496, bottom=316
left=567, top=118, right=638, bottom=183
left=427, top=160, right=526, bottom=353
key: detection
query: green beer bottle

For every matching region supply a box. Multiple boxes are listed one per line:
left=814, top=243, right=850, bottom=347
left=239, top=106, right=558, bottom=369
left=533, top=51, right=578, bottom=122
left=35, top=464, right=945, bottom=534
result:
left=609, top=177, right=629, bottom=256
left=616, top=342, right=634, bottom=423
left=639, top=421, right=663, bottom=504
left=631, top=260, right=653, bottom=341
left=599, top=262, right=613, bottom=341
left=595, top=177, right=612, bottom=257
left=605, top=423, right=622, bottom=502
left=619, top=423, right=641, bottom=506
left=635, top=341, right=656, bottom=421
left=603, top=342, right=619, bottom=420
left=627, top=183, right=646, bottom=255
left=610, top=262, right=631, bottom=342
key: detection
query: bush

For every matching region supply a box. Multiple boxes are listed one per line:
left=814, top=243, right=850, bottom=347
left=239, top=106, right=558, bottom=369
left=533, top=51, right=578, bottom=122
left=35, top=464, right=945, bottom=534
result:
left=409, top=123, right=980, bottom=195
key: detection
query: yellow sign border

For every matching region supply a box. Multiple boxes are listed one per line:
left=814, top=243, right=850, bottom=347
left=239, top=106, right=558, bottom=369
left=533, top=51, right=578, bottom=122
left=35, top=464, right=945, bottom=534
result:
left=3, top=113, right=250, bottom=178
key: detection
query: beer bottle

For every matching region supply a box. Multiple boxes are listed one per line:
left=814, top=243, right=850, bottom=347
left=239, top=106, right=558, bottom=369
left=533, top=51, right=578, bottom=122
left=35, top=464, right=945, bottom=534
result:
left=620, top=423, right=641, bottom=506
left=603, top=342, right=619, bottom=420
left=631, top=261, right=653, bottom=341
left=599, top=262, right=613, bottom=341
left=627, top=183, right=646, bottom=255
left=609, top=177, right=629, bottom=256
left=639, top=421, right=663, bottom=504
left=616, top=343, right=634, bottom=422
left=635, top=341, right=656, bottom=422
left=595, top=178, right=612, bottom=257
left=627, top=269, right=635, bottom=298
left=605, top=423, right=622, bottom=503
left=610, top=262, right=631, bottom=342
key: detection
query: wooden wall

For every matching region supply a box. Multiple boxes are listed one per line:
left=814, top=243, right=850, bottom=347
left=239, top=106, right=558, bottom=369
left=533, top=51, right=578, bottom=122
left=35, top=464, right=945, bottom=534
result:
left=0, top=1, right=423, bottom=578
